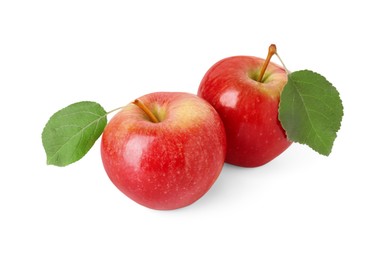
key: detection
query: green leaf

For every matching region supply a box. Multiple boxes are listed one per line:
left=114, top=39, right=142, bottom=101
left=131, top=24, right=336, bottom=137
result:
left=278, top=70, right=343, bottom=156
left=42, top=101, right=107, bottom=166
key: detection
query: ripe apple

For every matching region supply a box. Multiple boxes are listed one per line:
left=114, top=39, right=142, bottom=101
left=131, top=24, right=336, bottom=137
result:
left=198, top=45, right=291, bottom=167
left=100, top=92, right=226, bottom=210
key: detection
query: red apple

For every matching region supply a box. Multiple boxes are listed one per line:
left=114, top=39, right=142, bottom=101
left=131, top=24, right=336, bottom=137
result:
left=198, top=46, right=291, bottom=167
left=101, top=92, right=226, bottom=210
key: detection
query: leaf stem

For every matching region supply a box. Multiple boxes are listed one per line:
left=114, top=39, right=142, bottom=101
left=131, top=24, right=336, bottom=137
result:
left=275, top=52, right=290, bottom=74
left=258, top=44, right=277, bottom=82
left=106, top=106, right=125, bottom=115
left=133, top=99, right=159, bottom=123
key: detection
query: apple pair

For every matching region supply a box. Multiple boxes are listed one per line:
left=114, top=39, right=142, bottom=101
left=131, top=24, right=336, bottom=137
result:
left=102, top=48, right=289, bottom=210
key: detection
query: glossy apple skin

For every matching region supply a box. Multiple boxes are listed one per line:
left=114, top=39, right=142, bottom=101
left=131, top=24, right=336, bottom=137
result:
left=101, top=92, right=226, bottom=210
left=198, top=56, right=291, bottom=167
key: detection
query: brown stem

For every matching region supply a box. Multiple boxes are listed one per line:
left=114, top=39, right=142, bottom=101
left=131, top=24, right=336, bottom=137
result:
left=133, top=99, right=159, bottom=123
left=257, top=44, right=277, bottom=82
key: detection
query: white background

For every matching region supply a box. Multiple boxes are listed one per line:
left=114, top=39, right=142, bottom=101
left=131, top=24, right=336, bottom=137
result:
left=1, top=1, right=390, bottom=259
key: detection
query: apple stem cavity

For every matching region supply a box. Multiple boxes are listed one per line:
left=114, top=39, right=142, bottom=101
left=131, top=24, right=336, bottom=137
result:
left=133, top=99, right=159, bottom=123
left=258, top=44, right=277, bottom=82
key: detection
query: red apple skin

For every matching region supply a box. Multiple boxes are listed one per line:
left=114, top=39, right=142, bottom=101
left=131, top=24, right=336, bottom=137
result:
left=198, top=56, right=291, bottom=167
left=101, top=92, right=226, bottom=210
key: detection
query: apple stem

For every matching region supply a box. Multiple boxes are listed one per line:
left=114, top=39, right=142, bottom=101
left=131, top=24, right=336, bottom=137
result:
left=258, top=44, right=277, bottom=82
left=133, top=99, right=159, bottom=123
